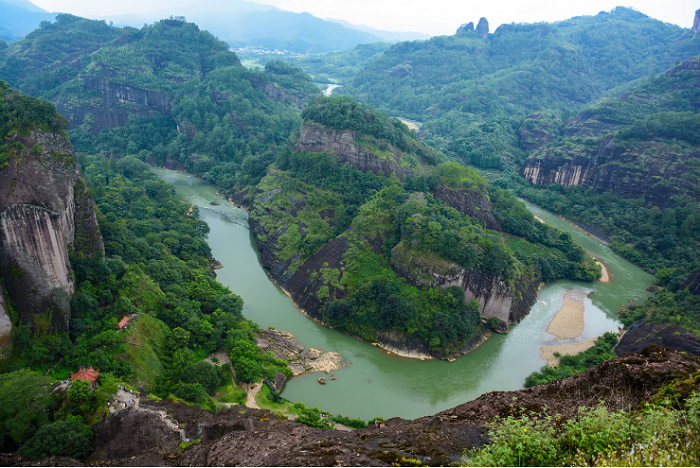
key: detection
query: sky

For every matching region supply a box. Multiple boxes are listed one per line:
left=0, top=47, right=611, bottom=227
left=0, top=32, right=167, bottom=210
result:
left=30, top=0, right=698, bottom=35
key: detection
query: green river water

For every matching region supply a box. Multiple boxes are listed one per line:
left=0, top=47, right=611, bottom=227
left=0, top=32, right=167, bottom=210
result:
left=153, top=168, right=654, bottom=420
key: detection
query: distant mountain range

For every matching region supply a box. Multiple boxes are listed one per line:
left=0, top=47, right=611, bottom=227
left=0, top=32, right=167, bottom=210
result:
left=0, top=0, right=58, bottom=42
left=100, top=0, right=430, bottom=54
left=0, top=0, right=431, bottom=53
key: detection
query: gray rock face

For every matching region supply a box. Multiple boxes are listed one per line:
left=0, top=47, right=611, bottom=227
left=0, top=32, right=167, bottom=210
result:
left=682, top=269, right=700, bottom=295
left=296, top=123, right=419, bottom=181
left=433, top=187, right=501, bottom=231
left=56, top=75, right=172, bottom=135
left=694, top=9, right=700, bottom=34
left=390, top=243, right=539, bottom=332
left=0, top=131, right=103, bottom=337
left=457, top=22, right=474, bottom=33
left=476, top=17, right=489, bottom=38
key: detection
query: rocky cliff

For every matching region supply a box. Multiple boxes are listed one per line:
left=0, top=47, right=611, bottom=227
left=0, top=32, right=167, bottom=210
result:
left=682, top=268, right=700, bottom=295
left=390, top=242, right=539, bottom=335
left=0, top=130, right=103, bottom=339
left=296, top=123, right=421, bottom=181
left=520, top=57, right=700, bottom=209
left=55, top=74, right=173, bottom=135
left=432, top=186, right=501, bottom=231
left=6, top=345, right=696, bottom=466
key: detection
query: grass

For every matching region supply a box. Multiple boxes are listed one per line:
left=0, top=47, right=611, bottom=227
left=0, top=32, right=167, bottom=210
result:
left=212, top=365, right=247, bottom=404
left=122, top=314, right=167, bottom=391
left=254, top=384, right=300, bottom=414
left=503, top=233, right=564, bottom=258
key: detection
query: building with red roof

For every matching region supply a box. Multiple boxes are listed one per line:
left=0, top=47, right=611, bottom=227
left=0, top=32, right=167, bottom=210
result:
left=69, top=365, right=100, bottom=387
left=117, top=315, right=133, bottom=330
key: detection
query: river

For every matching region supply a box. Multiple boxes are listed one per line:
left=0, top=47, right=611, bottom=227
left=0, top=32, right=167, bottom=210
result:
left=153, top=168, right=654, bottom=420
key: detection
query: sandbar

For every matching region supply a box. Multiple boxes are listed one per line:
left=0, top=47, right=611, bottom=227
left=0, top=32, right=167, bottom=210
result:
left=545, top=290, right=587, bottom=340
left=540, top=337, right=597, bottom=367
left=593, top=258, right=610, bottom=283
left=534, top=215, right=546, bottom=224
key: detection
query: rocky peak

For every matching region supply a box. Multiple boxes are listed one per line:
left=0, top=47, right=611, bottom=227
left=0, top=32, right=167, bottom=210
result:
left=457, top=21, right=474, bottom=33
left=681, top=269, right=700, bottom=295
left=0, top=130, right=103, bottom=345
left=295, top=123, right=420, bottom=181
left=694, top=9, right=700, bottom=34
left=476, top=17, right=489, bottom=38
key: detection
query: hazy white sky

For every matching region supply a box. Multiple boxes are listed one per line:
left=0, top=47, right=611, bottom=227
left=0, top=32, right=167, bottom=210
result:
left=31, top=0, right=698, bottom=35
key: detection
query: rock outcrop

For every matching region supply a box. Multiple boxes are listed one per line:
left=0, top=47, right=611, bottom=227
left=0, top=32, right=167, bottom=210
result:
left=255, top=329, right=348, bottom=376
left=520, top=57, right=700, bottom=209
left=296, top=123, right=421, bottom=181
left=390, top=242, right=539, bottom=333
left=0, top=131, right=103, bottom=337
left=682, top=268, right=700, bottom=295
left=693, top=9, right=700, bottom=34
left=56, top=74, right=172, bottom=135
left=457, top=21, right=474, bottom=33
left=23, top=346, right=697, bottom=466
left=433, top=186, right=501, bottom=231
left=615, top=320, right=700, bottom=358
left=476, top=17, right=489, bottom=38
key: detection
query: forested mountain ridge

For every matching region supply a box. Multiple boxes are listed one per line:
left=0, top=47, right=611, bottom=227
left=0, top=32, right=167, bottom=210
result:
left=0, top=14, right=319, bottom=191
left=246, top=98, right=600, bottom=358
left=340, top=7, right=700, bottom=169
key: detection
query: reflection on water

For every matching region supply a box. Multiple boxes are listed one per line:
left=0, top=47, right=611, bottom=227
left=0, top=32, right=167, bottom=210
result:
left=154, top=168, right=654, bottom=420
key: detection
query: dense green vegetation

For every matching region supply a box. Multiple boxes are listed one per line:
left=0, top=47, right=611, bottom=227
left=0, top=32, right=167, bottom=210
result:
left=0, top=139, right=288, bottom=456
left=523, top=332, right=618, bottom=387
left=252, top=100, right=599, bottom=352
left=0, top=14, right=318, bottom=193
left=0, top=80, right=67, bottom=166
left=513, top=185, right=700, bottom=281
left=620, top=288, right=700, bottom=337
left=464, top=385, right=700, bottom=466
left=339, top=7, right=699, bottom=169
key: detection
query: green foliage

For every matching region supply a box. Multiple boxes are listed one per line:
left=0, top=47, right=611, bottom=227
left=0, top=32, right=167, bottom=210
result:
left=464, top=394, right=700, bottom=467
left=619, top=288, right=700, bottom=337
left=179, top=361, right=225, bottom=395
left=515, top=185, right=700, bottom=277
left=524, top=332, right=618, bottom=387
left=340, top=7, right=699, bottom=168
left=175, top=382, right=210, bottom=404
left=0, top=369, right=53, bottom=451
left=18, top=419, right=93, bottom=460
left=294, top=406, right=334, bottom=429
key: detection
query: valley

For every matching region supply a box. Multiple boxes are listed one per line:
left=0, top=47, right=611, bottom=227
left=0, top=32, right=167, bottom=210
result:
left=0, top=2, right=699, bottom=465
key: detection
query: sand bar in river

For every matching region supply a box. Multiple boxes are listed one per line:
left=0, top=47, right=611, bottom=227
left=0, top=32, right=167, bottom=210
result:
left=546, top=290, right=588, bottom=340
left=540, top=338, right=597, bottom=367
left=593, top=258, right=610, bottom=283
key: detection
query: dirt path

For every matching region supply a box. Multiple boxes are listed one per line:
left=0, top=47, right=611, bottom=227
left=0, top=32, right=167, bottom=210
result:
left=245, top=382, right=262, bottom=409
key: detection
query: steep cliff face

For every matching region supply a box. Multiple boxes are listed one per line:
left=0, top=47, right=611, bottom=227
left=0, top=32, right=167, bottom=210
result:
left=296, top=123, right=421, bottom=181
left=682, top=269, right=700, bottom=295
left=0, top=130, right=103, bottom=336
left=520, top=57, right=700, bottom=209
left=433, top=186, right=501, bottom=231
left=390, top=242, right=539, bottom=334
left=55, top=75, right=173, bottom=135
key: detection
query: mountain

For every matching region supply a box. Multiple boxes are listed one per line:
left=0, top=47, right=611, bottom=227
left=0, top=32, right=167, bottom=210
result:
left=0, top=14, right=318, bottom=189
left=324, top=18, right=431, bottom=42
left=241, top=96, right=600, bottom=359
left=99, top=0, right=385, bottom=54
left=0, top=0, right=57, bottom=42
left=0, top=81, right=103, bottom=360
left=340, top=7, right=700, bottom=169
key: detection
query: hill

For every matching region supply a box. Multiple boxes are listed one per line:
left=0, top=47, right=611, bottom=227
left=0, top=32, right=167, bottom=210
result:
left=243, top=97, right=600, bottom=358
left=512, top=57, right=700, bottom=280
left=340, top=7, right=700, bottom=169
left=0, top=14, right=318, bottom=191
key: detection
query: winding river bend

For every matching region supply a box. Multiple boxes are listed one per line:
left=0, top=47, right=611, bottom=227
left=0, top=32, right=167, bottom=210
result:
left=154, top=168, right=654, bottom=420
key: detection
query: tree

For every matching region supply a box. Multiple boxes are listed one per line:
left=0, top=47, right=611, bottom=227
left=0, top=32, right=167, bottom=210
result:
left=233, top=358, right=261, bottom=383
left=0, top=370, right=52, bottom=450
left=18, top=419, right=93, bottom=460
left=180, top=361, right=223, bottom=395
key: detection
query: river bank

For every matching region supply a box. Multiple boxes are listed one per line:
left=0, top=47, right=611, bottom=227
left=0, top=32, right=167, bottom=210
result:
left=153, top=168, right=654, bottom=421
